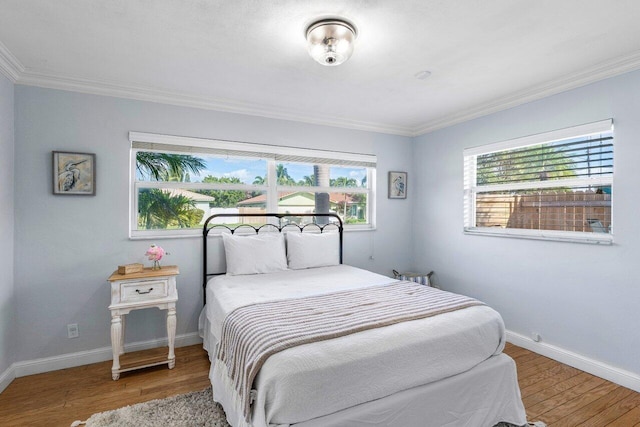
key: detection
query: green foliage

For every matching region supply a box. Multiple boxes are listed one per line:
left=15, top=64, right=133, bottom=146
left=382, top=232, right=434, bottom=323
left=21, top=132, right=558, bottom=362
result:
left=136, top=152, right=208, bottom=229
left=197, top=176, right=251, bottom=208
left=345, top=217, right=367, bottom=224
left=183, top=207, right=204, bottom=226
left=138, top=189, right=202, bottom=229
left=136, top=152, right=206, bottom=181
left=254, top=168, right=364, bottom=189
left=298, top=175, right=315, bottom=186
left=276, top=164, right=295, bottom=185
left=330, top=177, right=358, bottom=187
left=477, top=144, right=577, bottom=186
left=350, top=193, right=366, bottom=204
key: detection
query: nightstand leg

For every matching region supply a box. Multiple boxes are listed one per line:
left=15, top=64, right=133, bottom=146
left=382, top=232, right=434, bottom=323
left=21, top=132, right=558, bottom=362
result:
left=111, top=314, right=122, bottom=380
left=119, top=315, right=126, bottom=355
left=167, top=307, right=176, bottom=369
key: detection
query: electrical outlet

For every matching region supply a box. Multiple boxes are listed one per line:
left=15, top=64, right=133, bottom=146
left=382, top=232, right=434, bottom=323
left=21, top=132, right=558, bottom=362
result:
left=67, top=323, right=79, bottom=339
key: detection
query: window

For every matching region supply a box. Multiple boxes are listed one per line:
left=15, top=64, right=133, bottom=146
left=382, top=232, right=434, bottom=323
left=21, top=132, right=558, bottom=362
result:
left=130, top=132, right=376, bottom=238
left=463, top=120, right=613, bottom=244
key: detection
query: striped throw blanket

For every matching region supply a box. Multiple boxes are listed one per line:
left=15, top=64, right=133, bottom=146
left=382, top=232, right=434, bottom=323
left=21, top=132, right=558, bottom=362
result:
left=216, top=281, right=484, bottom=421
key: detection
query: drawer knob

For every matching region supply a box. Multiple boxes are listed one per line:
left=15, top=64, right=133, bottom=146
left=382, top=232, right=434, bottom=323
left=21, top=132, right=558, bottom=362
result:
left=136, top=288, right=154, bottom=295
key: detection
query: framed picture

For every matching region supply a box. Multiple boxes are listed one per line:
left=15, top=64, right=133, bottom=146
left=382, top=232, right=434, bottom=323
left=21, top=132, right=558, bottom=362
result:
left=388, top=171, right=407, bottom=199
left=52, top=151, right=96, bottom=195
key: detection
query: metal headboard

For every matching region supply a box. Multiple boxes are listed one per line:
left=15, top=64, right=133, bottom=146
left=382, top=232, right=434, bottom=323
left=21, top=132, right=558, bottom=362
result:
left=202, top=213, right=343, bottom=305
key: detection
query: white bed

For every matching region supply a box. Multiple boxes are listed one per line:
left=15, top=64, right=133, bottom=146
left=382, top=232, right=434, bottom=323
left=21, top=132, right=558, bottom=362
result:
left=200, top=213, right=526, bottom=427
left=199, top=264, right=527, bottom=427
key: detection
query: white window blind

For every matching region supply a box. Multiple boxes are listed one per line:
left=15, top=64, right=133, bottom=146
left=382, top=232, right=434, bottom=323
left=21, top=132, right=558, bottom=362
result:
left=463, top=119, right=614, bottom=244
left=130, top=132, right=376, bottom=168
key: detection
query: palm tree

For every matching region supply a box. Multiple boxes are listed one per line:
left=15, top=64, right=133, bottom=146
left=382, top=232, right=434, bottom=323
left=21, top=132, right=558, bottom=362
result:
left=136, top=153, right=207, bottom=229
left=136, top=152, right=206, bottom=181
left=198, top=176, right=249, bottom=207
left=298, top=175, right=315, bottom=186
left=253, top=175, right=266, bottom=185
left=276, top=164, right=295, bottom=185
left=330, top=177, right=358, bottom=187
left=138, top=189, right=202, bottom=229
left=477, top=145, right=577, bottom=186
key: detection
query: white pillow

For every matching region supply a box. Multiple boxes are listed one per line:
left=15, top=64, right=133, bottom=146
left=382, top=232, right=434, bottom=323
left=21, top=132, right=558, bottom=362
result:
left=222, top=233, right=288, bottom=275
left=286, top=232, right=340, bottom=270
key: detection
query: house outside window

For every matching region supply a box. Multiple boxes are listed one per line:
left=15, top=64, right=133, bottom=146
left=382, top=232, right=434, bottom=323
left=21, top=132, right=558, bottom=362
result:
left=463, top=119, right=613, bottom=244
left=130, top=132, right=376, bottom=238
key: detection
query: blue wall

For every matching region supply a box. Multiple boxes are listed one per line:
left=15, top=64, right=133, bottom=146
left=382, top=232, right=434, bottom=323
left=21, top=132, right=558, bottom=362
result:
left=0, top=73, right=15, bottom=376
left=412, top=69, right=640, bottom=378
left=10, top=68, right=639, bottom=387
left=12, top=86, right=414, bottom=362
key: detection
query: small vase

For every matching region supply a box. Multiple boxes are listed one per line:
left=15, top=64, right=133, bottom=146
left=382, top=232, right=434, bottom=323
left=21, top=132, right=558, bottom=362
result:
left=151, top=260, right=161, bottom=270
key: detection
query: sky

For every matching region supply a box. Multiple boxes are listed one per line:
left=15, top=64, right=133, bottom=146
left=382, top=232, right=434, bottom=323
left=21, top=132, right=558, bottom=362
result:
left=192, top=156, right=367, bottom=186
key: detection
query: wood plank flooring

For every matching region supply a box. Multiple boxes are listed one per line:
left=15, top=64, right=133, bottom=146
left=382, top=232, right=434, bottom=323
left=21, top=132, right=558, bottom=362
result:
left=505, top=343, right=640, bottom=426
left=0, top=343, right=638, bottom=426
left=0, top=345, right=211, bottom=426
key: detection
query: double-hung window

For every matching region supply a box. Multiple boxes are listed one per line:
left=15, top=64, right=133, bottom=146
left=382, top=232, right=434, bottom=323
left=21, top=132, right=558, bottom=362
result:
left=463, top=120, right=613, bottom=244
left=130, top=132, right=376, bottom=238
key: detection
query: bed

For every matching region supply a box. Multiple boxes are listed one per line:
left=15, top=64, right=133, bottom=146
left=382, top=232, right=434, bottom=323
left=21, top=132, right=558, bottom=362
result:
left=200, top=213, right=527, bottom=427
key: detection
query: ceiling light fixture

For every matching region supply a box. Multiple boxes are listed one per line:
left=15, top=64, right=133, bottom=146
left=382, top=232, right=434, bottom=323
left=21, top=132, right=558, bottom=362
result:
left=306, top=19, right=357, bottom=66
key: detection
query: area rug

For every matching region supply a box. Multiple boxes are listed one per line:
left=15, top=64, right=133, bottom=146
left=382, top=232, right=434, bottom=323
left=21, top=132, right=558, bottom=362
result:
left=71, top=388, right=228, bottom=427
left=72, top=387, right=545, bottom=427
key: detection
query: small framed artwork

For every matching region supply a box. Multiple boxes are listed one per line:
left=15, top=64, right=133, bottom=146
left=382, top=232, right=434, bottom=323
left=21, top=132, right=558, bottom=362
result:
left=388, top=171, right=407, bottom=199
left=52, top=151, right=96, bottom=195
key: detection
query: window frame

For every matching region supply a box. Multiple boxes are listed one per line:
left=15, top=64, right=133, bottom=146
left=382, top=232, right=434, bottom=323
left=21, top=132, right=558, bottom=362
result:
left=129, top=132, right=377, bottom=239
left=463, top=119, right=614, bottom=245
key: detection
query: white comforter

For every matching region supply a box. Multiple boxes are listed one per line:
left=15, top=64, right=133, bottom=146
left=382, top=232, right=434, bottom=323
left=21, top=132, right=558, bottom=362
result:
left=203, top=265, right=506, bottom=427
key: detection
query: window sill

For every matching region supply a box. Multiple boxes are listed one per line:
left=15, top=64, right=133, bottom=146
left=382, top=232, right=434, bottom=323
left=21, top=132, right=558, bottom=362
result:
left=464, top=227, right=613, bottom=245
left=129, top=226, right=376, bottom=240
left=130, top=229, right=202, bottom=240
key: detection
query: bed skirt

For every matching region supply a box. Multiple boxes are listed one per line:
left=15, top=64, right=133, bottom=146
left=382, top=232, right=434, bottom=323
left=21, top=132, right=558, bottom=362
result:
left=288, top=353, right=527, bottom=427
left=200, top=309, right=527, bottom=427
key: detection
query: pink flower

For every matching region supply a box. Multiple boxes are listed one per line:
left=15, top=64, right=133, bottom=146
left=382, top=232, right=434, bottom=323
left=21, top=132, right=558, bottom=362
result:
left=145, top=244, right=165, bottom=261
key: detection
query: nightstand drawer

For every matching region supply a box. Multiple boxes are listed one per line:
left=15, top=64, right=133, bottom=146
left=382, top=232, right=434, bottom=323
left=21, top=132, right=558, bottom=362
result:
left=120, top=280, right=168, bottom=302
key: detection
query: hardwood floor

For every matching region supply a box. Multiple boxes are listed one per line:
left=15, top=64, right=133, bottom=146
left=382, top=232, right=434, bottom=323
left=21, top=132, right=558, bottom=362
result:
left=0, top=343, right=639, bottom=426
left=504, top=342, right=640, bottom=426
left=0, top=345, right=211, bottom=426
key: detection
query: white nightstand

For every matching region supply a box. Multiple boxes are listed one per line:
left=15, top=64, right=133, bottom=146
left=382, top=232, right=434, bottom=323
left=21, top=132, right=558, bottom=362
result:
left=107, top=265, right=179, bottom=380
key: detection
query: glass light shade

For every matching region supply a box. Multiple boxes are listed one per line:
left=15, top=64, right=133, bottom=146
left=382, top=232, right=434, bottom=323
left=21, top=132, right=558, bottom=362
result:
left=306, top=19, right=357, bottom=66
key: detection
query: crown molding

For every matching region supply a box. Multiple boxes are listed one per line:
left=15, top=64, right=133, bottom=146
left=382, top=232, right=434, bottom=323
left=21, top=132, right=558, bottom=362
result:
left=4, top=37, right=640, bottom=138
left=411, top=50, right=640, bottom=136
left=0, top=41, right=24, bottom=82
left=15, top=68, right=414, bottom=137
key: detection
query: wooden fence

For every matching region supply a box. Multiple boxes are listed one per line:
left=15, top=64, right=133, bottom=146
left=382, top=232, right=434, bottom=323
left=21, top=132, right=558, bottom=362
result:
left=476, top=191, right=611, bottom=232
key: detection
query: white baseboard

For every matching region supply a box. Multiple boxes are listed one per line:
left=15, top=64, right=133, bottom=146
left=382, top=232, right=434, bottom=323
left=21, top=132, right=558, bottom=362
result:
left=507, top=330, right=640, bottom=393
left=4, top=330, right=638, bottom=396
left=0, top=364, right=16, bottom=394
left=0, top=332, right=202, bottom=393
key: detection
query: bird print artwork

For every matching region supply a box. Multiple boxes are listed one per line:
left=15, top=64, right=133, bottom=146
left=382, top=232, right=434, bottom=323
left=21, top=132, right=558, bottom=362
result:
left=58, top=159, right=87, bottom=191
left=53, top=152, right=95, bottom=195
left=389, top=172, right=407, bottom=198
left=393, top=174, right=405, bottom=196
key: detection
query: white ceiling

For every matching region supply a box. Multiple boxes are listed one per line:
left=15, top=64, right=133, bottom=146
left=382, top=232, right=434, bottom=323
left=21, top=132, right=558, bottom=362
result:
left=1, top=0, right=640, bottom=136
